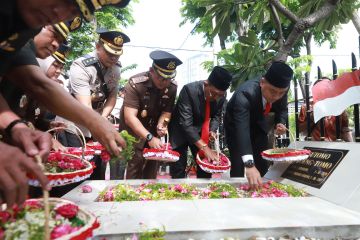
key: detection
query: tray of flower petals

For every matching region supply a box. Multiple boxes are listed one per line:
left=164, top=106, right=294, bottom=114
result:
left=86, top=141, right=105, bottom=154
left=28, top=152, right=94, bottom=187
left=0, top=198, right=99, bottom=239
left=60, top=147, right=96, bottom=161
left=261, top=148, right=311, bottom=162
left=143, top=144, right=180, bottom=162
left=196, top=152, right=231, bottom=173
left=97, top=180, right=307, bottom=202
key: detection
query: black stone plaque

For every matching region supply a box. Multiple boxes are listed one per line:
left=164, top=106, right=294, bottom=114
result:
left=281, top=147, right=348, bottom=189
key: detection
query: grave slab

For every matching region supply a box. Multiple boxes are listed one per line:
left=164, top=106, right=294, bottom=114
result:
left=265, top=141, right=360, bottom=212
left=63, top=178, right=360, bottom=239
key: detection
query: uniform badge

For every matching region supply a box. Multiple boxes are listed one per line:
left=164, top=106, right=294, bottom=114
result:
left=99, top=0, right=123, bottom=4
left=35, top=108, right=41, bottom=116
left=141, top=109, right=147, bottom=118
left=114, top=36, right=123, bottom=46
left=1, top=33, right=18, bottom=51
left=19, top=95, right=28, bottom=108
left=0, top=40, right=15, bottom=52
left=167, top=61, right=176, bottom=70
left=70, top=17, right=82, bottom=31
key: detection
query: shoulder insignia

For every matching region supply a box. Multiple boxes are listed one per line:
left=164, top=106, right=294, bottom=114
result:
left=131, top=75, right=149, bottom=84
left=82, top=57, right=98, bottom=67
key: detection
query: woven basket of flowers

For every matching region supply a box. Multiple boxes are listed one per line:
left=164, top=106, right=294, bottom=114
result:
left=65, top=147, right=95, bottom=161
left=262, top=129, right=311, bottom=162
left=143, top=143, right=180, bottom=162
left=196, top=152, right=231, bottom=174
left=28, top=126, right=94, bottom=187
left=0, top=198, right=99, bottom=239
left=28, top=152, right=94, bottom=187
left=261, top=148, right=311, bottom=162
left=86, top=141, right=106, bottom=155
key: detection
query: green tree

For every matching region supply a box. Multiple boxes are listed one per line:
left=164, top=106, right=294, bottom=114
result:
left=181, top=0, right=360, bottom=89
left=66, top=4, right=136, bottom=66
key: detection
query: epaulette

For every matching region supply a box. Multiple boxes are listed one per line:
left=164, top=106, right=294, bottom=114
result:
left=82, top=57, right=98, bottom=67
left=130, top=75, right=149, bottom=84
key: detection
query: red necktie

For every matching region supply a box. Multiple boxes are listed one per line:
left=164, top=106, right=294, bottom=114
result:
left=201, top=99, right=210, bottom=144
left=263, top=102, right=271, bottom=116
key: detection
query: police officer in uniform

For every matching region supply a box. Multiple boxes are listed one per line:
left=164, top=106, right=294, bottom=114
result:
left=69, top=28, right=130, bottom=140
left=119, top=50, right=182, bottom=179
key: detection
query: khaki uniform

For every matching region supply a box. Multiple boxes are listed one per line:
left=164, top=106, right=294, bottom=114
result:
left=119, top=72, right=177, bottom=179
left=69, top=51, right=120, bottom=137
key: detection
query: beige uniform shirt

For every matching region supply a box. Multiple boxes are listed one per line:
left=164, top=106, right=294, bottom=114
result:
left=69, top=51, right=120, bottom=137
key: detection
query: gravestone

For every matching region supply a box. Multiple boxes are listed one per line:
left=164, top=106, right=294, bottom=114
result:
left=264, top=141, right=360, bottom=212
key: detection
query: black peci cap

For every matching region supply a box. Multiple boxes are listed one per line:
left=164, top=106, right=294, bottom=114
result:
left=264, top=61, right=293, bottom=88
left=53, top=17, right=82, bottom=41
left=52, top=44, right=71, bottom=64
left=150, top=50, right=182, bottom=79
left=97, top=28, right=130, bottom=56
left=74, top=0, right=131, bottom=22
left=208, top=66, right=232, bottom=91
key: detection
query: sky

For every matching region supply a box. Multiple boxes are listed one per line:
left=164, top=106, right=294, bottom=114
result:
left=121, top=0, right=214, bottom=82
left=120, top=0, right=360, bottom=90
left=305, top=23, right=359, bottom=84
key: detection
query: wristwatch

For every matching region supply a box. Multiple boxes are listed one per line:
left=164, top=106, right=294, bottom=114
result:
left=244, top=160, right=255, bottom=168
left=146, top=133, right=153, bottom=142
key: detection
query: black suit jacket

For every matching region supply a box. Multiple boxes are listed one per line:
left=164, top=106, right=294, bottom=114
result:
left=169, top=81, right=225, bottom=149
left=224, top=77, right=288, bottom=163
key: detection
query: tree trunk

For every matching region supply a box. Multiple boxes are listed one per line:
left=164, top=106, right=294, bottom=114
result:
left=351, top=10, right=360, bottom=34
left=219, top=35, right=226, bottom=50
left=236, top=19, right=248, bottom=42
left=272, top=0, right=340, bottom=61
left=300, top=33, right=313, bottom=99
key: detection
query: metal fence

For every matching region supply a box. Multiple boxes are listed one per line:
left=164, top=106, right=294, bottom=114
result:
left=291, top=50, right=360, bottom=143
left=218, top=47, right=360, bottom=150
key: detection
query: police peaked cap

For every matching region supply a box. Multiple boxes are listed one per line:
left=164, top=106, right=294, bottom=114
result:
left=53, top=17, right=82, bottom=41
left=97, top=28, right=130, bottom=56
left=74, top=0, right=131, bottom=22
left=52, top=44, right=71, bottom=64
left=150, top=50, right=182, bottom=79
left=208, top=66, right=232, bottom=91
left=264, top=61, right=293, bottom=88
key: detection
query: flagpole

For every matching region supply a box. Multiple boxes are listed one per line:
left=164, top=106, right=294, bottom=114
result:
left=332, top=60, right=341, bottom=141
left=304, top=72, right=312, bottom=140
left=317, top=66, right=325, bottom=141
left=354, top=46, right=360, bottom=142
left=294, top=75, right=300, bottom=141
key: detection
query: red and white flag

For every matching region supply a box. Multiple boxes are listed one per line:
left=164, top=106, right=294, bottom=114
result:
left=313, top=69, right=360, bottom=123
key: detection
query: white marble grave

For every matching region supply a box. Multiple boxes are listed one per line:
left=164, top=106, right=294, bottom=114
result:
left=265, top=141, right=360, bottom=212
left=63, top=178, right=360, bottom=239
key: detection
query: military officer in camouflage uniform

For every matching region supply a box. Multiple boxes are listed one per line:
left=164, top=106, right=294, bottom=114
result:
left=69, top=28, right=130, bottom=139
left=119, top=50, right=182, bottom=179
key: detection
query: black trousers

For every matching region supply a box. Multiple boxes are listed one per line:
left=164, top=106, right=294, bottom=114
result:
left=57, top=131, right=83, bottom=147
left=228, top=144, right=269, bottom=177
left=170, top=144, right=211, bottom=179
